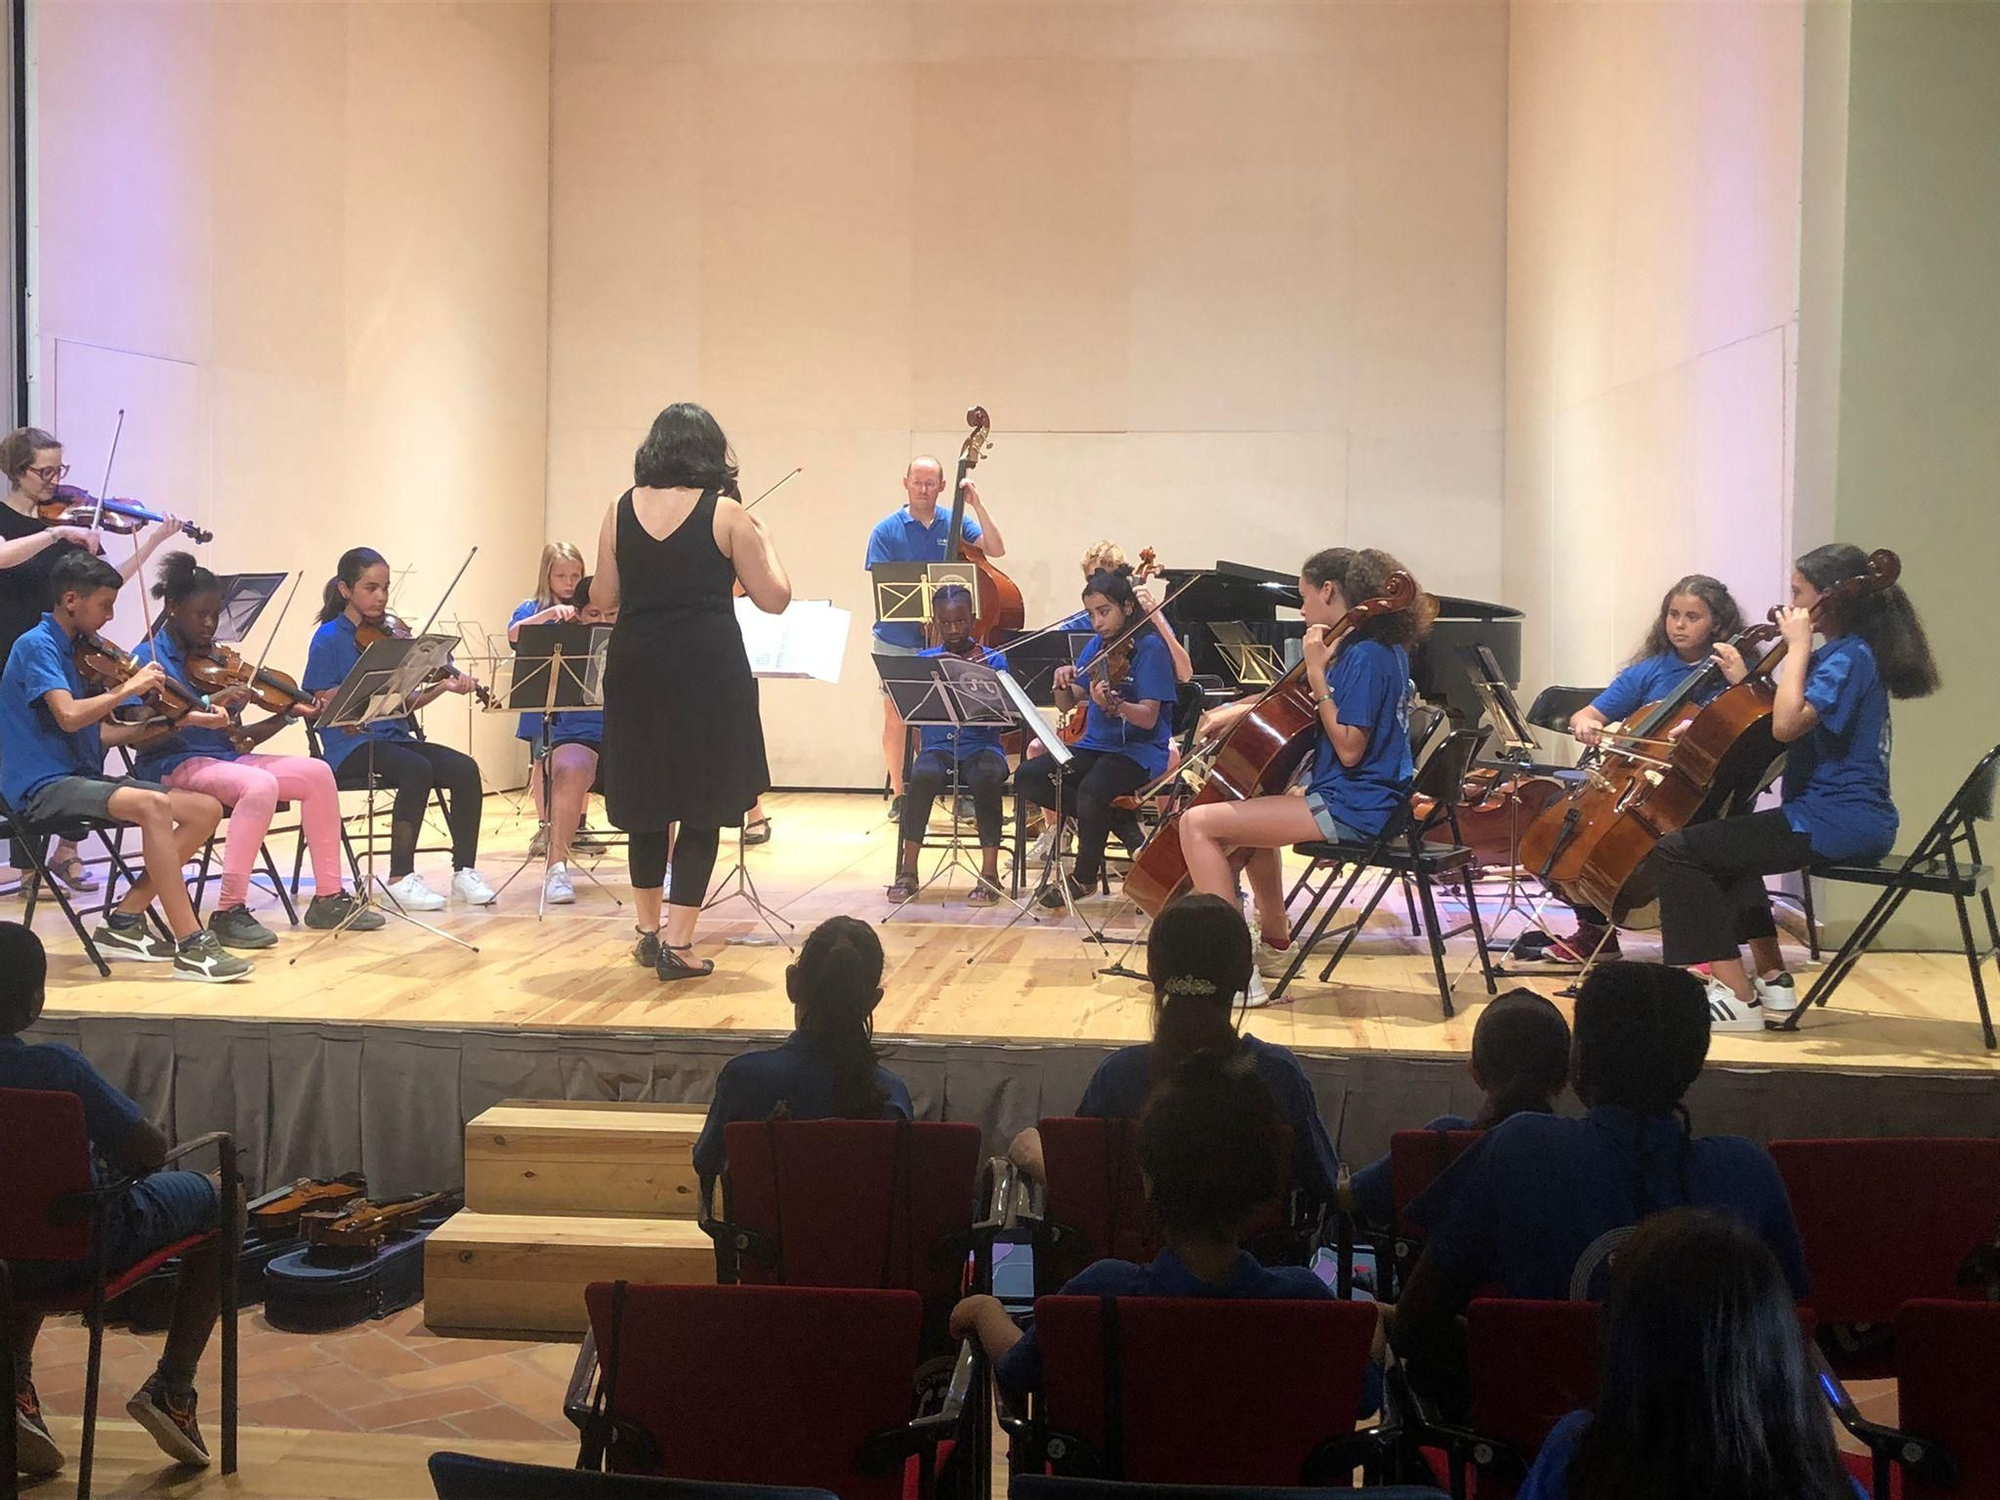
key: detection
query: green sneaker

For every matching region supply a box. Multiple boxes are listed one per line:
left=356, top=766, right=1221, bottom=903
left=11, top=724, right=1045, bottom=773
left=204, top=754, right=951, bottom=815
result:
left=172, top=930, right=253, bottom=983
left=93, top=913, right=176, bottom=962
left=304, top=891, right=386, bottom=932
left=127, top=1371, right=209, bottom=1466
left=207, top=904, right=278, bottom=950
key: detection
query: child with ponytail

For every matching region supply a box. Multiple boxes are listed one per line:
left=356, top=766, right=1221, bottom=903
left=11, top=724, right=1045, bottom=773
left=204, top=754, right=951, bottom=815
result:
left=691, top=915, right=914, bottom=1179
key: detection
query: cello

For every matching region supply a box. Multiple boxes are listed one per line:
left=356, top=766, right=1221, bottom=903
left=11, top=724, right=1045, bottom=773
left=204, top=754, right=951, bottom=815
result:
left=938, top=406, right=1024, bottom=647
left=1125, top=571, right=1419, bottom=918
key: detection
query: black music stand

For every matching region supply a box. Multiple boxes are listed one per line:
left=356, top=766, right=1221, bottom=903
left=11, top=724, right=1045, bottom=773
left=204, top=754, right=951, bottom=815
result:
left=290, top=631, right=479, bottom=961
left=207, top=573, right=289, bottom=646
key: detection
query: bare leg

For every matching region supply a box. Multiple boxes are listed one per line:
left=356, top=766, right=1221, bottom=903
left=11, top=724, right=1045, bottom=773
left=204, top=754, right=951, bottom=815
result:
left=528, top=758, right=545, bottom=823
left=1746, top=933, right=1785, bottom=978
left=1243, top=846, right=1291, bottom=945
left=547, top=747, right=595, bottom=864
left=1709, top=953, right=1754, bottom=1001
left=663, top=901, right=700, bottom=948
left=106, top=788, right=221, bottom=940
left=881, top=698, right=908, bottom=797
left=1180, top=797, right=1319, bottom=912
left=160, top=1171, right=239, bottom=1385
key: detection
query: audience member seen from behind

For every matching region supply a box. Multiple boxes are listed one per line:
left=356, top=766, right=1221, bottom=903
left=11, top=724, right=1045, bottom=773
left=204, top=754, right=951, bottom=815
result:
left=1519, top=1208, right=1863, bottom=1500
left=1344, top=988, right=1571, bottom=1228
left=0, top=922, right=232, bottom=1475
left=1006, top=894, right=1339, bottom=1207
left=691, top=916, right=913, bottom=1180
left=954, top=1048, right=1331, bottom=1399
left=1391, top=961, right=1807, bottom=1414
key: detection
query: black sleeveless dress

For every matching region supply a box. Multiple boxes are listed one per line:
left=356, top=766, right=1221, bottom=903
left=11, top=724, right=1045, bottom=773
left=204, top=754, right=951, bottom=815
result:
left=602, top=487, right=770, bottom=831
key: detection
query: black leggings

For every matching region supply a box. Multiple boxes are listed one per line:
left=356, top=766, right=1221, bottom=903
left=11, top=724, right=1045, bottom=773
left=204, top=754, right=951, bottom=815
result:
left=901, top=749, right=1007, bottom=850
left=334, top=739, right=483, bottom=877
left=1016, top=748, right=1151, bottom=885
left=629, top=825, right=720, bottom=909
left=1655, top=809, right=1814, bottom=965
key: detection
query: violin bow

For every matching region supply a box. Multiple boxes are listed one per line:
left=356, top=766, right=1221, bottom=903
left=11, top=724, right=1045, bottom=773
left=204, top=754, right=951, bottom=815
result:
left=415, top=545, right=478, bottom=638
left=246, top=571, right=305, bottom=688
left=743, top=466, right=802, bottom=513
left=88, top=408, right=126, bottom=549
left=1083, top=573, right=1200, bottom=686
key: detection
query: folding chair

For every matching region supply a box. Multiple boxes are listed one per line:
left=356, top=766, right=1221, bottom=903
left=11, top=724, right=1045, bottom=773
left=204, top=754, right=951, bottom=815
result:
left=0, top=789, right=164, bottom=977
left=1009, top=1483, right=1449, bottom=1500
left=1769, top=1137, right=2000, bottom=1379
left=1271, top=729, right=1498, bottom=1016
left=576, top=1282, right=970, bottom=1500
left=0, top=1090, right=240, bottom=1500
left=1013, top=1296, right=1383, bottom=1485
left=1381, top=1128, right=1484, bottom=1297
left=430, top=1451, right=839, bottom=1499
left=1783, top=742, right=2000, bottom=1050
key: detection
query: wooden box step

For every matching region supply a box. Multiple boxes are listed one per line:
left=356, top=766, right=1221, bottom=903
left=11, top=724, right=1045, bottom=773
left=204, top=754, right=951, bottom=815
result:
left=424, top=1210, right=714, bottom=1337
left=464, top=1100, right=706, bottom=1219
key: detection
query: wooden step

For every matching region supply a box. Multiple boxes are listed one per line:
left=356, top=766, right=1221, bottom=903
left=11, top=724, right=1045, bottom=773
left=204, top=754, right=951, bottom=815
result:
left=463, top=1100, right=707, bottom=1219
left=424, top=1210, right=715, bottom=1337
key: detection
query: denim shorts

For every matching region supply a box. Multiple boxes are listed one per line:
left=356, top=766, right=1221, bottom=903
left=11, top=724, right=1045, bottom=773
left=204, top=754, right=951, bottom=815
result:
left=1303, top=792, right=1373, bottom=845
left=6, top=1170, right=219, bottom=1294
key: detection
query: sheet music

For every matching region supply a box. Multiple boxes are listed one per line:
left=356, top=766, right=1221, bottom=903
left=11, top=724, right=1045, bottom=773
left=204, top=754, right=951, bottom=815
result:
left=737, top=597, right=851, bottom=683
left=997, top=670, right=1073, bottom=766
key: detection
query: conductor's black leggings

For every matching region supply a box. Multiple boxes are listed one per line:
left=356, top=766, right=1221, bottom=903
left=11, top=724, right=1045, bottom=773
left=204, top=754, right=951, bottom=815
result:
left=630, top=826, right=720, bottom=909
left=332, top=740, right=483, bottom=877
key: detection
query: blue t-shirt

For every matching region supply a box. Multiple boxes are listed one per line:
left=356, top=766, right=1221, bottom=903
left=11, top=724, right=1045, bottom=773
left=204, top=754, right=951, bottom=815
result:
left=1071, top=632, right=1175, bottom=779
left=1518, top=1410, right=1868, bottom=1500
left=128, top=630, right=242, bottom=780
left=864, top=508, right=982, bottom=649
left=916, top=642, right=1009, bottom=760
left=1077, top=1035, right=1340, bottom=1205
left=301, top=614, right=419, bottom=772
left=1347, top=1113, right=1475, bottom=1229
left=0, top=1036, right=145, bottom=1167
left=1780, top=636, right=1896, bottom=863
left=1589, top=651, right=1724, bottom=723
left=510, top=598, right=546, bottom=744
left=994, top=1247, right=1330, bottom=1397
left=1407, top=1106, right=1808, bottom=1302
left=0, top=614, right=105, bottom=805
left=1053, top=607, right=1093, bottom=635
left=1307, top=639, right=1412, bottom=837
left=692, top=1034, right=916, bottom=1179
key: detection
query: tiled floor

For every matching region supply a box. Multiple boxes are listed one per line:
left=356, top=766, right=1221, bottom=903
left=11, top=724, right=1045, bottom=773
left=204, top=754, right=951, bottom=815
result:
left=27, top=1301, right=579, bottom=1446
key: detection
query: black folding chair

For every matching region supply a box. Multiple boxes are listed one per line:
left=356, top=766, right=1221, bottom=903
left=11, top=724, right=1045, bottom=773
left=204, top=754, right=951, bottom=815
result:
left=1522, top=685, right=1602, bottom=738
left=1782, top=741, right=2000, bottom=1050
left=1271, top=728, right=1498, bottom=1017
left=0, top=790, right=165, bottom=977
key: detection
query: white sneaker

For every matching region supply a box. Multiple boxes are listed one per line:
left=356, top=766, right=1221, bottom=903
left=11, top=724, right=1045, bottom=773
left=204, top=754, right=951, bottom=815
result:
left=1242, top=969, right=1286, bottom=1010
left=453, top=868, right=498, bottom=906
left=385, top=872, right=445, bottom=912
left=1753, top=971, right=1799, bottom=1024
left=544, top=862, right=575, bottom=905
left=1704, top=979, right=1766, bottom=1033
left=1253, top=934, right=1296, bottom=979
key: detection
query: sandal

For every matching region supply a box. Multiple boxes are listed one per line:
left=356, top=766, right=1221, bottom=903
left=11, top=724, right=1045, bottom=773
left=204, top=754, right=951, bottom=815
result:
left=742, top=817, right=773, bottom=847
left=656, top=943, right=714, bottom=982
left=967, top=882, right=1000, bottom=907
left=886, top=873, right=920, bottom=904
left=48, top=854, right=99, bottom=894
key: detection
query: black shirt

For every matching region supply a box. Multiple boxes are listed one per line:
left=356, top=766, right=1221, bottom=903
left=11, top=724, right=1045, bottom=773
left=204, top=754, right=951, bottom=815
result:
left=0, top=505, right=80, bottom=661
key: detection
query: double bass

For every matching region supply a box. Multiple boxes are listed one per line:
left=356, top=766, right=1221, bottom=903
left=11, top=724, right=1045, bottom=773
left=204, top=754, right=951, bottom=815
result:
left=1125, top=571, right=1419, bottom=918
left=939, top=406, right=1024, bottom=647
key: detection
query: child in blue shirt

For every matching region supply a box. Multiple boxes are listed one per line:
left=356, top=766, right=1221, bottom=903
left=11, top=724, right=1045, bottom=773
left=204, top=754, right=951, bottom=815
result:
left=1177, top=547, right=1432, bottom=1004
left=534, top=573, right=614, bottom=907
left=0, top=551, right=248, bottom=981
left=1518, top=1208, right=1864, bottom=1500
left=0, top=922, right=229, bottom=1473
left=1654, top=543, right=1941, bottom=1033
left=953, top=1046, right=1332, bottom=1400
left=508, top=541, right=585, bottom=852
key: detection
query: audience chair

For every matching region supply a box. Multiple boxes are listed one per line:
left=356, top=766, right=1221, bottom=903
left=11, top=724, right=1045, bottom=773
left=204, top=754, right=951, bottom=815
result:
left=1816, top=1300, right=2000, bottom=1500
left=430, top=1451, right=838, bottom=1499
left=1012, top=1296, right=1382, bottom=1486
left=0, top=1090, right=240, bottom=1500
left=1010, top=1483, right=1449, bottom=1500
left=1783, top=742, right=2000, bottom=1050
left=1272, top=728, right=1498, bottom=1016
left=575, top=1282, right=970, bottom=1500
left=0, top=790, right=164, bottom=976
left=1381, top=1128, right=1484, bottom=1297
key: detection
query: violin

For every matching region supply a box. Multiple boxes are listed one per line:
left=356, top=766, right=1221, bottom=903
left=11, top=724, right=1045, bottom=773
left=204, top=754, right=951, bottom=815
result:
left=940, top=407, right=1025, bottom=647
left=37, top=485, right=212, bottom=544
left=303, top=1190, right=450, bottom=1254
left=249, top=1174, right=367, bottom=1236
left=1057, top=548, right=1162, bottom=746
left=72, top=631, right=253, bottom=753
left=1126, top=572, right=1420, bottom=918
left=354, top=612, right=496, bottom=709
left=183, top=644, right=317, bottom=717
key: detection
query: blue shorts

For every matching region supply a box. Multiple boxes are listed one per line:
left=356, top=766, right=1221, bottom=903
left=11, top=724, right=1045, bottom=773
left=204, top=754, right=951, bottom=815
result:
left=1303, top=792, right=1375, bottom=845
left=7, top=1170, right=219, bottom=1293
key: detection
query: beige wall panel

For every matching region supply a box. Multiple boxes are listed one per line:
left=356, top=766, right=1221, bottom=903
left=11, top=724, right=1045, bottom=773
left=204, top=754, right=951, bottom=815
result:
left=1501, top=420, right=1555, bottom=696
left=1345, top=432, right=1503, bottom=603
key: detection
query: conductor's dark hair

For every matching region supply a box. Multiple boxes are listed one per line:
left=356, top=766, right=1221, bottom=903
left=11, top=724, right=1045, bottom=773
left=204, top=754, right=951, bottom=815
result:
left=1146, top=895, right=1253, bottom=1085
left=1081, top=564, right=1140, bottom=620
left=1138, top=1049, right=1284, bottom=1239
left=1300, top=547, right=1438, bottom=647
left=318, top=547, right=386, bottom=623
left=1469, top=989, right=1572, bottom=1127
left=50, top=549, right=120, bottom=601
left=153, top=550, right=219, bottom=605
left=1796, top=542, right=1940, bottom=700
left=634, top=403, right=741, bottom=498
left=1629, top=574, right=1745, bottom=666
left=785, top=916, right=890, bottom=1120
left=572, top=574, right=593, bottom=611
left=1570, top=962, right=1709, bottom=1115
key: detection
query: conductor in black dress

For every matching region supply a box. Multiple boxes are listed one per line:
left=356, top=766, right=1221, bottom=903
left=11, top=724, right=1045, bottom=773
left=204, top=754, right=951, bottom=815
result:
left=591, top=404, right=791, bottom=981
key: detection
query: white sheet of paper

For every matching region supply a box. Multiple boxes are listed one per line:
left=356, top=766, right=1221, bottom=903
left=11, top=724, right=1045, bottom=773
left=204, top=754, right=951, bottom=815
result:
left=736, top=597, right=851, bottom=683
left=998, top=669, right=1073, bottom=765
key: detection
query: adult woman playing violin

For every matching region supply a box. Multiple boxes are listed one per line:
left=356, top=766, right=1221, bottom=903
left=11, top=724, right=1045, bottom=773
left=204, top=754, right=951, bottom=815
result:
left=1177, top=547, right=1433, bottom=1005
left=302, top=547, right=493, bottom=913
left=128, top=552, right=380, bottom=949
left=0, top=427, right=189, bottom=894
left=1016, top=564, right=1177, bottom=909
left=1654, top=543, right=1939, bottom=1032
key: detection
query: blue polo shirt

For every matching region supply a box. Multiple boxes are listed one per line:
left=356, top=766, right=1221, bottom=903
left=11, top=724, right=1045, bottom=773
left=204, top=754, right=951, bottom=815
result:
left=916, top=642, right=1009, bottom=760
left=864, top=507, right=982, bottom=648
left=1781, top=636, right=1896, bottom=863
left=510, top=598, right=546, bottom=744
left=129, top=631, right=240, bottom=780
left=0, top=1035, right=145, bottom=1165
left=1518, top=1410, right=1869, bottom=1500
left=692, top=1033, right=915, bottom=1179
left=995, top=1247, right=1330, bottom=1396
left=1589, top=650, right=1725, bottom=723
left=1077, top=1035, right=1340, bottom=1205
left=301, top=614, right=418, bottom=772
left=1072, top=632, right=1176, bottom=778
left=1407, top=1106, right=1808, bottom=1302
left=1308, top=639, right=1412, bottom=837
left=0, top=614, right=105, bottom=805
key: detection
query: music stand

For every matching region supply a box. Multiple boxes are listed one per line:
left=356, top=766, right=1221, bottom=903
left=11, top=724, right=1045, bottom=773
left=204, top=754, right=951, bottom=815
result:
left=290, top=631, right=479, bottom=962
left=489, top=622, right=620, bottom=917
left=1209, top=621, right=1286, bottom=690
left=208, top=573, right=290, bottom=646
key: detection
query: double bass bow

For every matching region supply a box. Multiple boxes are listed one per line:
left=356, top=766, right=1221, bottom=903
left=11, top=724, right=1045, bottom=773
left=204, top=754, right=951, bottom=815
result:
left=938, top=407, right=1024, bottom=647
left=1125, top=570, right=1419, bottom=918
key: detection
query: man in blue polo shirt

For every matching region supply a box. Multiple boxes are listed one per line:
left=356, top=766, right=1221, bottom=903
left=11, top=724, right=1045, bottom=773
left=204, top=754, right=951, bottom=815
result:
left=864, top=457, right=1006, bottom=814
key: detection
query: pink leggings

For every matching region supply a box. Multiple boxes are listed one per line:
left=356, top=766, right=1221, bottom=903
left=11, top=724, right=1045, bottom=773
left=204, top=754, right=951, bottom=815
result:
left=163, top=754, right=346, bottom=910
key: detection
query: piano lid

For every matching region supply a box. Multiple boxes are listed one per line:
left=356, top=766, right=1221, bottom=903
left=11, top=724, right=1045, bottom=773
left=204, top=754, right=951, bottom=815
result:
left=1157, top=560, right=1304, bottom=616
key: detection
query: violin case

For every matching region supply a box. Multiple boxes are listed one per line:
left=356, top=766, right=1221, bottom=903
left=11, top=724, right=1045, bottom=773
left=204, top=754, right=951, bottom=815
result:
left=263, top=1195, right=461, bottom=1333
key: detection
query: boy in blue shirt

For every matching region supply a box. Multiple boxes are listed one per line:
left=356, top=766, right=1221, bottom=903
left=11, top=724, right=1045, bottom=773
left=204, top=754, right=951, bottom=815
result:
left=0, top=552, right=249, bottom=981
left=0, top=923, right=230, bottom=1473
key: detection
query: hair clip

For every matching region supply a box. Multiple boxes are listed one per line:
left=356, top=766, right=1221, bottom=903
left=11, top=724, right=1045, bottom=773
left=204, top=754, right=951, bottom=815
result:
left=1163, top=976, right=1219, bottom=997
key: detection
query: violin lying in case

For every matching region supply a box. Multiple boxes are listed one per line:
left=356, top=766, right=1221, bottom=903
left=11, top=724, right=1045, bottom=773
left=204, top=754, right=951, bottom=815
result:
left=264, top=1189, right=461, bottom=1334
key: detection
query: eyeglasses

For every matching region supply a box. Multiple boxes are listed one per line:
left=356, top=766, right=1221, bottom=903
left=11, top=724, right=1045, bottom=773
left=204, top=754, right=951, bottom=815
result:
left=26, top=464, right=69, bottom=483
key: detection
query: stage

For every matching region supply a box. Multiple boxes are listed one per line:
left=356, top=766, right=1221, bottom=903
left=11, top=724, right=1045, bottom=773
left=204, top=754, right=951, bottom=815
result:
left=23, top=792, right=2000, bottom=1198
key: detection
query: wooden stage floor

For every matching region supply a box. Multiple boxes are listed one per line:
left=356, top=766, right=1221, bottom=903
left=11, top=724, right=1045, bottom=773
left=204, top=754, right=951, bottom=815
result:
left=27, top=791, right=1999, bottom=1075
